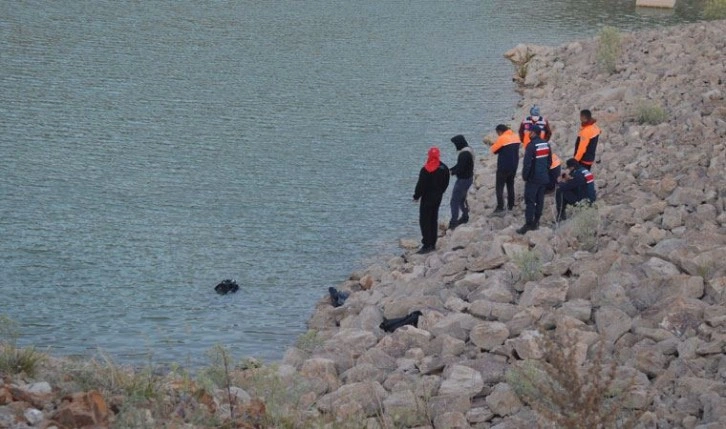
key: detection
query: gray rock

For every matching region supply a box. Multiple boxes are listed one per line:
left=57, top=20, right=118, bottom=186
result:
left=382, top=390, right=426, bottom=427
left=430, top=313, right=479, bottom=341
left=24, top=408, right=44, bottom=425
left=595, top=306, right=632, bottom=342
left=469, top=300, right=519, bottom=322
left=317, top=382, right=388, bottom=418
left=433, top=411, right=471, bottom=429
left=26, top=382, right=52, bottom=395
left=485, top=383, right=523, bottom=417
left=519, top=277, right=569, bottom=307
left=341, top=363, right=386, bottom=384
left=470, top=322, right=510, bottom=351
left=427, top=395, right=471, bottom=422
left=439, top=365, right=484, bottom=397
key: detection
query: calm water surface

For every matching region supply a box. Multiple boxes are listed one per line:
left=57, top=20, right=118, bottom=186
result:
left=0, top=1, right=702, bottom=365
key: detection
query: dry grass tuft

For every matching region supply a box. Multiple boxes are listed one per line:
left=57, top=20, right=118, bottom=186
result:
left=508, top=332, right=643, bottom=429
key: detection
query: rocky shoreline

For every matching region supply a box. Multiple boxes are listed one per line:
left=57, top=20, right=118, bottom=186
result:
left=2, top=19, right=726, bottom=429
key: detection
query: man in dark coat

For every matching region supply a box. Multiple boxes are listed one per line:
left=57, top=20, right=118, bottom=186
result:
left=518, top=125, right=552, bottom=234
left=413, top=147, right=450, bottom=254
left=449, top=134, right=474, bottom=229
left=490, top=124, right=521, bottom=215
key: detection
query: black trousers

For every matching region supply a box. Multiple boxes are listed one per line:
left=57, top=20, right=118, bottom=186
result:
left=495, top=170, right=516, bottom=210
left=524, top=182, right=546, bottom=225
left=555, top=188, right=581, bottom=219
left=419, top=201, right=442, bottom=248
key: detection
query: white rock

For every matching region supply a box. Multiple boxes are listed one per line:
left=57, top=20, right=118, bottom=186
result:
left=24, top=408, right=44, bottom=425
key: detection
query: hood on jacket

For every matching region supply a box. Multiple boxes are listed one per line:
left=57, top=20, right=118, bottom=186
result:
left=424, top=147, right=441, bottom=173
left=450, top=134, right=469, bottom=151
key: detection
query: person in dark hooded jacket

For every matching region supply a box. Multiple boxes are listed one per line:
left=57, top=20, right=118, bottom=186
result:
left=448, top=134, right=474, bottom=229
left=518, top=125, right=552, bottom=234
left=413, top=147, right=450, bottom=254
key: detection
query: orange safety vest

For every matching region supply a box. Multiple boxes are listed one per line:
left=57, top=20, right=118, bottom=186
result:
left=574, top=121, right=601, bottom=166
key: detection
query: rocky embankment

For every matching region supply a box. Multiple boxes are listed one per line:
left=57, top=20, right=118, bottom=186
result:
left=2, top=20, right=725, bottom=429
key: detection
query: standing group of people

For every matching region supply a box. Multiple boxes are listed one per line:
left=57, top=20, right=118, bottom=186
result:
left=412, top=107, right=599, bottom=254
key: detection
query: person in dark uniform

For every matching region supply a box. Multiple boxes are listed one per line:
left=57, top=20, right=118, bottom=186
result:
left=555, top=158, right=597, bottom=221
left=449, top=134, right=474, bottom=229
left=413, top=147, right=450, bottom=254
left=517, top=125, right=552, bottom=234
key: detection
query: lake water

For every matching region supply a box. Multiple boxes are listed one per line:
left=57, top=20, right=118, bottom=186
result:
left=0, top=1, right=702, bottom=366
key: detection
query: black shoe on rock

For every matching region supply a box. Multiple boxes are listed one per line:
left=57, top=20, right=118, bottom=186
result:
left=416, top=246, right=435, bottom=254
left=448, top=220, right=459, bottom=230
left=516, top=223, right=535, bottom=235
left=492, top=207, right=505, bottom=217
left=459, top=214, right=469, bottom=224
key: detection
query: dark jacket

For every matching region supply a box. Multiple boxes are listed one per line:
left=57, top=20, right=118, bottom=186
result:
left=522, top=136, right=552, bottom=185
left=574, top=120, right=601, bottom=166
left=414, top=163, right=450, bottom=206
left=559, top=166, right=597, bottom=203
left=490, top=129, right=520, bottom=174
left=450, top=135, right=474, bottom=179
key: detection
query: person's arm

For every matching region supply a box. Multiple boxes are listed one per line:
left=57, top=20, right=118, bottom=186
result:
left=543, top=119, right=553, bottom=141
left=450, top=152, right=463, bottom=175
left=518, top=121, right=526, bottom=142
left=521, top=143, right=533, bottom=182
left=442, top=165, right=450, bottom=192
left=490, top=136, right=503, bottom=154
left=413, top=169, right=426, bottom=200
left=558, top=171, right=584, bottom=192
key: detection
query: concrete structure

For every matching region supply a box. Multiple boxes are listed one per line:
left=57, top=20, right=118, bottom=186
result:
left=636, top=0, right=676, bottom=8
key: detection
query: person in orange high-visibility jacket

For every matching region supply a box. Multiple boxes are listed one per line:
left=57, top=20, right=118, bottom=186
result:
left=546, top=152, right=561, bottom=193
left=490, top=124, right=521, bottom=215
left=518, top=105, right=552, bottom=150
left=573, top=109, right=601, bottom=170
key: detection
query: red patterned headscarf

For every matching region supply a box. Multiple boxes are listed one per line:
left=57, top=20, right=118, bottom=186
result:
left=424, top=146, right=441, bottom=173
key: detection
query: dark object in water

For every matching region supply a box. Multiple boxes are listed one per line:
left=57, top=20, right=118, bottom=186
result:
left=215, top=279, right=239, bottom=295
left=379, top=310, right=423, bottom=333
left=328, top=287, right=349, bottom=307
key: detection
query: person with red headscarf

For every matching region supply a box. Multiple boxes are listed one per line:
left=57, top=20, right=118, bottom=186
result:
left=413, top=147, right=450, bottom=254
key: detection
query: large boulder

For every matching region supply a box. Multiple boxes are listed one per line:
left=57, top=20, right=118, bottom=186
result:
left=316, top=382, right=388, bottom=418
left=519, top=277, right=569, bottom=307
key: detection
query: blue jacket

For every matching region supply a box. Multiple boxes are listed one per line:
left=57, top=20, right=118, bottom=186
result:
left=522, top=136, right=552, bottom=185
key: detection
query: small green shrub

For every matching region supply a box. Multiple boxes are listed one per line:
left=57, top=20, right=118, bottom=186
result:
left=570, top=202, right=600, bottom=251
left=62, top=352, right=161, bottom=401
left=704, top=0, right=726, bottom=19
left=512, top=249, right=542, bottom=282
left=0, top=315, right=45, bottom=377
left=295, top=330, right=324, bottom=355
left=597, top=26, right=622, bottom=74
left=0, top=345, right=45, bottom=377
left=635, top=101, right=668, bottom=125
